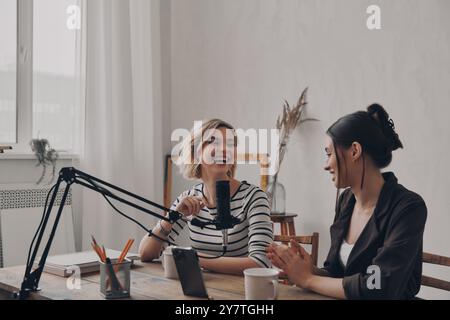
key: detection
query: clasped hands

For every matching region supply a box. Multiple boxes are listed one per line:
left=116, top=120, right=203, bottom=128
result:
left=267, top=240, right=315, bottom=289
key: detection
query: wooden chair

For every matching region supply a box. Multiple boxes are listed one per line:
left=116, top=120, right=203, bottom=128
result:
left=421, top=252, right=450, bottom=291
left=163, top=154, right=174, bottom=210
left=236, top=153, right=269, bottom=192
left=274, top=233, right=319, bottom=266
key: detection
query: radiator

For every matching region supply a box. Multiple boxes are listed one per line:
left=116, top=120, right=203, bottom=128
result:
left=0, top=184, right=75, bottom=268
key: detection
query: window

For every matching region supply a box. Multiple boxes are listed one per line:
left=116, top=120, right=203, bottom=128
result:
left=0, top=0, right=17, bottom=144
left=33, top=0, right=84, bottom=152
left=0, top=0, right=85, bottom=154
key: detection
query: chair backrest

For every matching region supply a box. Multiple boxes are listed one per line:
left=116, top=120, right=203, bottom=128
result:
left=236, top=153, right=269, bottom=192
left=421, top=252, right=450, bottom=291
left=274, top=233, right=319, bottom=266
left=164, top=155, right=174, bottom=210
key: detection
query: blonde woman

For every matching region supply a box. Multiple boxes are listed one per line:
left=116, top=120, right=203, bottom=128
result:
left=139, top=119, right=273, bottom=275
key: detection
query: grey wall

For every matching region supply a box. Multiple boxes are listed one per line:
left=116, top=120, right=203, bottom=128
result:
left=167, top=0, right=450, bottom=299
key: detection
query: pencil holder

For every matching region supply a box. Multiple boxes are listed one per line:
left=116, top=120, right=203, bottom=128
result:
left=100, top=259, right=131, bottom=299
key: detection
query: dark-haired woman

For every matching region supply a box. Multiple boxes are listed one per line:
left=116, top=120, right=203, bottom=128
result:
left=267, top=104, right=427, bottom=299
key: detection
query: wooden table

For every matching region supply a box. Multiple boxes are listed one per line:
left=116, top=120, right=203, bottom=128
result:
left=0, top=261, right=331, bottom=300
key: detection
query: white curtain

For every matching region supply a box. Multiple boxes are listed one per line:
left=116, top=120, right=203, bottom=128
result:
left=80, top=0, right=164, bottom=252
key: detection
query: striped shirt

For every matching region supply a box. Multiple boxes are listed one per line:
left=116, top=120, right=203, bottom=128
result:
left=167, top=181, right=273, bottom=268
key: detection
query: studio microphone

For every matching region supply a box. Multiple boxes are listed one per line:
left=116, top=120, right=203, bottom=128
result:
left=190, top=180, right=241, bottom=253
left=215, top=180, right=240, bottom=248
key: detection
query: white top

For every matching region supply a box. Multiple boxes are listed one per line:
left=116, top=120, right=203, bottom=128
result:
left=339, top=240, right=355, bottom=267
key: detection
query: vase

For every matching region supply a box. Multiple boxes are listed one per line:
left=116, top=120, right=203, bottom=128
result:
left=266, top=177, right=286, bottom=215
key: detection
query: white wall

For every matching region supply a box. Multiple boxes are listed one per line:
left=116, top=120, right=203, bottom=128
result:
left=167, top=0, right=450, bottom=299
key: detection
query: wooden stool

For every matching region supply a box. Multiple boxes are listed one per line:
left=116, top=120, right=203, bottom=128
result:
left=270, top=214, right=298, bottom=237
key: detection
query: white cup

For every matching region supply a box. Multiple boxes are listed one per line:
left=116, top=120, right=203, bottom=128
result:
left=244, top=268, right=279, bottom=300
left=162, top=247, right=178, bottom=279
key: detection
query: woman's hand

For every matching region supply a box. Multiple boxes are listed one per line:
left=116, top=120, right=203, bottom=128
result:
left=175, top=196, right=205, bottom=217
left=267, top=240, right=314, bottom=289
left=267, top=243, right=289, bottom=268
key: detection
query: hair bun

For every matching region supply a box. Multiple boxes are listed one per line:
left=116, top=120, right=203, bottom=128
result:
left=367, top=103, right=404, bottom=151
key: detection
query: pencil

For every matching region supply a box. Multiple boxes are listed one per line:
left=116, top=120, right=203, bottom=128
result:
left=91, top=236, right=105, bottom=259
left=91, top=243, right=104, bottom=262
left=117, top=240, right=131, bottom=263
left=118, top=239, right=134, bottom=263
left=102, top=245, right=107, bottom=260
left=91, top=235, right=99, bottom=247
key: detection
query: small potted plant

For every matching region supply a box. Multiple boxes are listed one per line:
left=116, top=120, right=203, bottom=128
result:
left=30, top=138, right=59, bottom=184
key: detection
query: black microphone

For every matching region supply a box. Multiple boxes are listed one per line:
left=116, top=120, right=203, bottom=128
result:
left=215, top=180, right=240, bottom=249
left=189, top=181, right=231, bottom=230
left=215, top=180, right=231, bottom=229
left=190, top=181, right=241, bottom=251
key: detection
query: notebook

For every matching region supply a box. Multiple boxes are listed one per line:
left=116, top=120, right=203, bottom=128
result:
left=33, top=250, right=140, bottom=277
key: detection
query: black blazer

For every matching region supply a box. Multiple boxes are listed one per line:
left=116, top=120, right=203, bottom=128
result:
left=323, top=172, right=427, bottom=299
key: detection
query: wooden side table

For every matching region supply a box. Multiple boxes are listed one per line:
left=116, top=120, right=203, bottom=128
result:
left=270, top=213, right=298, bottom=237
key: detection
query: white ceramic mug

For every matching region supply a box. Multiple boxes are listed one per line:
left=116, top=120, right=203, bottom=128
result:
left=244, top=268, right=279, bottom=300
left=162, top=247, right=178, bottom=279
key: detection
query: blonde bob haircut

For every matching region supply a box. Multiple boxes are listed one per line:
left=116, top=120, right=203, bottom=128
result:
left=178, top=119, right=237, bottom=180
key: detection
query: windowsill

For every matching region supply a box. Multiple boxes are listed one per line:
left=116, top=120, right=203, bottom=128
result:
left=0, top=152, right=79, bottom=160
